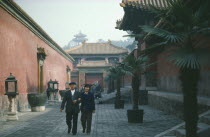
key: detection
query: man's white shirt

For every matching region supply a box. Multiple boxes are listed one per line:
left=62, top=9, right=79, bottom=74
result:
left=71, top=89, right=75, bottom=96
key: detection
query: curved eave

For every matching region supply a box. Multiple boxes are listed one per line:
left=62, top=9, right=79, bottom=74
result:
left=118, top=8, right=153, bottom=32
left=117, top=0, right=168, bottom=32
left=77, top=65, right=112, bottom=68
left=69, top=52, right=128, bottom=55
left=120, top=0, right=172, bottom=9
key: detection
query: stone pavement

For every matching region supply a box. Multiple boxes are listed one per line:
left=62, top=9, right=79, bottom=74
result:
left=0, top=104, right=182, bottom=137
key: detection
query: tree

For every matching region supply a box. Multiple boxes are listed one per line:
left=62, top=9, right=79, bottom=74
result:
left=137, top=0, right=210, bottom=136
left=123, top=54, right=149, bottom=110
left=107, top=63, right=132, bottom=108
left=105, top=74, right=116, bottom=94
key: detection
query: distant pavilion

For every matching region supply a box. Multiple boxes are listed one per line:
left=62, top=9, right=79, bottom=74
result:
left=72, top=32, right=88, bottom=45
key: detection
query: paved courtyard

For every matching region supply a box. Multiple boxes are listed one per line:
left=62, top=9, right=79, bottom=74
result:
left=0, top=104, right=182, bottom=137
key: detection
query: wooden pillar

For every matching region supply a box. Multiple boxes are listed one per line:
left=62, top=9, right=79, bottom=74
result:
left=66, top=66, right=71, bottom=82
left=37, top=47, right=47, bottom=93
left=79, top=71, right=85, bottom=87
left=119, top=56, right=122, bottom=62
left=103, top=72, right=108, bottom=88
left=105, top=57, right=109, bottom=64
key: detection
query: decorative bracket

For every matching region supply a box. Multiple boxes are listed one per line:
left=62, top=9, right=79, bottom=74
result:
left=37, top=47, right=47, bottom=61
left=66, top=65, right=71, bottom=72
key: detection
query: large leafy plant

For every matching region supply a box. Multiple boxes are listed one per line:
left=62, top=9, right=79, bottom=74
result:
left=139, top=0, right=210, bottom=136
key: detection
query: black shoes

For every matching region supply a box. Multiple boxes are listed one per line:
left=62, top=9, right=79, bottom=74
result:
left=83, top=129, right=90, bottom=134
left=68, top=128, right=71, bottom=134
left=68, top=128, right=76, bottom=135
left=69, top=128, right=88, bottom=135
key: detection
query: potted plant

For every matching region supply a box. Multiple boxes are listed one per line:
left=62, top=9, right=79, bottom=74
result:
left=107, top=63, right=132, bottom=109
left=135, top=0, right=210, bottom=135
left=123, top=53, right=153, bottom=123
left=28, top=93, right=47, bottom=112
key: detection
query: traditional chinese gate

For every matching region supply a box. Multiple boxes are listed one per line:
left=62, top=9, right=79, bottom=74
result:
left=85, top=73, right=103, bottom=87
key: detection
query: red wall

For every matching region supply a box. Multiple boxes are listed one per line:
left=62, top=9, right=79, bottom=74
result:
left=157, top=51, right=180, bottom=77
left=85, top=73, right=103, bottom=87
left=156, top=45, right=210, bottom=96
left=0, top=7, right=73, bottom=95
left=71, top=76, right=79, bottom=86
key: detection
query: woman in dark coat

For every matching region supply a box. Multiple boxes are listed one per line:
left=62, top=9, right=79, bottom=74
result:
left=80, top=84, right=95, bottom=134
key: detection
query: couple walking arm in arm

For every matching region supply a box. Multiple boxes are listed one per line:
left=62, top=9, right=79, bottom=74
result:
left=60, top=82, right=95, bottom=135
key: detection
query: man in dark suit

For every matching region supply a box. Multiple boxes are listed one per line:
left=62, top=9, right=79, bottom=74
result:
left=80, top=84, right=95, bottom=135
left=60, top=82, right=81, bottom=135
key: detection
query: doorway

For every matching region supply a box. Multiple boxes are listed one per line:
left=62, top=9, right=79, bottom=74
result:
left=85, top=73, right=103, bottom=87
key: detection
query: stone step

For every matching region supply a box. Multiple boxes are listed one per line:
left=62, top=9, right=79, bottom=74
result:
left=197, top=122, right=210, bottom=131
left=154, top=123, right=184, bottom=137
left=155, top=110, right=210, bottom=137
left=197, top=123, right=210, bottom=137
left=200, top=115, right=210, bottom=125
left=175, top=123, right=210, bottom=137
left=175, top=129, right=185, bottom=137
left=163, top=131, right=177, bottom=136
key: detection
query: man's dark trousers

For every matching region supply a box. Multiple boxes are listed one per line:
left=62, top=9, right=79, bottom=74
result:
left=66, top=111, right=78, bottom=134
left=60, top=90, right=81, bottom=134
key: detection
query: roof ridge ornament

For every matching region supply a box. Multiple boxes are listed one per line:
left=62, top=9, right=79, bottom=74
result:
left=82, top=40, right=86, bottom=45
left=108, top=39, right=112, bottom=45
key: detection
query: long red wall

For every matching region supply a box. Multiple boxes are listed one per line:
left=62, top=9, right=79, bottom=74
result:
left=0, top=7, right=73, bottom=114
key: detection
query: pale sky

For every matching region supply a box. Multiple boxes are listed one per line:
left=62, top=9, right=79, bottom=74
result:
left=14, top=0, right=127, bottom=47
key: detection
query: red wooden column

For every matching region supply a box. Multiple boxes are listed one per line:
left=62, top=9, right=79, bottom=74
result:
left=79, top=71, right=85, bottom=87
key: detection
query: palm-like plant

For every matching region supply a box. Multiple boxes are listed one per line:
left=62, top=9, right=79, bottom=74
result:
left=123, top=54, right=148, bottom=110
left=107, top=62, right=132, bottom=108
left=138, top=0, right=210, bottom=136
left=104, top=75, right=114, bottom=93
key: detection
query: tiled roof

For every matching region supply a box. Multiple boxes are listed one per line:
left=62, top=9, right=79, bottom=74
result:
left=120, top=0, right=174, bottom=9
left=116, top=0, right=175, bottom=31
left=65, top=41, right=128, bottom=55
left=77, top=60, right=112, bottom=68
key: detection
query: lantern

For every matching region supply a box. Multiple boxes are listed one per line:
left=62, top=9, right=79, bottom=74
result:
left=48, top=79, right=54, bottom=89
left=5, top=73, right=18, bottom=96
left=53, top=79, right=59, bottom=91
